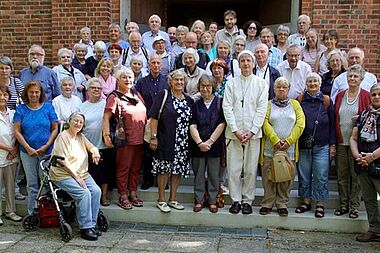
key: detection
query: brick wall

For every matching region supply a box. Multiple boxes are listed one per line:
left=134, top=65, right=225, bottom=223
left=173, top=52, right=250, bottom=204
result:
left=302, top=0, right=380, bottom=78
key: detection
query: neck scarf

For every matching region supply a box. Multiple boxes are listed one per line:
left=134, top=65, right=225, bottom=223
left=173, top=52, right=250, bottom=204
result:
left=272, top=97, right=290, bottom=108
left=360, top=105, right=380, bottom=142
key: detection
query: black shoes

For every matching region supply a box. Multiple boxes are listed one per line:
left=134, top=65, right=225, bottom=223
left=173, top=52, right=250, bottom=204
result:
left=242, top=203, right=252, bottom=214
left=229, top=202, right=241, bottom=214
left=80, top=228, right=98, bottom=241
left=92, top=227, right=102, bottom=236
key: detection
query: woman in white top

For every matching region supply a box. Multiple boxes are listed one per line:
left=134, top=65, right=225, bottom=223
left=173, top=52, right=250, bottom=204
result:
left=52, top=77, right=82, bottom=130
left=0, top=86, right=23, bottom=224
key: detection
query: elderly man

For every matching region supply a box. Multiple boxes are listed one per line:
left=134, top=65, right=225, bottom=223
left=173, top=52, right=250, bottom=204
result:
left=277, top=44, right=312, bottom=99
left=152, top=36, right=173, bottom=78
left=136, top=55, right=169, bottom=190
left=167, top=26, right=177, bottom=45
left=253, top=43, right=281, bottom=100
left=78, top=26, right=94, bottom=59
left=287, top=14, right=311, bottom=48
left=215, top=10, right=245, bottom=50
left=223, top=50, right=268, bottom=214
left=20, top=45, right=60, bottom=102
left=260, top=28, right=283, bottom=68
left=174, top=32, right=210, bottom=70
left=105, top=23, right=129, bottom=57
left=121, top=32, right=150, bottom=74
left=122, top=21, right=139, bottom=41
left=330, top=47, right=378, bottom=102
left=141, top=14, right=171, bottom=53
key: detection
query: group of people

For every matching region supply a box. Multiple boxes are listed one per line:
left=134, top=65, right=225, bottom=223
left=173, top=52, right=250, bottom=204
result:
left=0, top=10, right=379, bottom=243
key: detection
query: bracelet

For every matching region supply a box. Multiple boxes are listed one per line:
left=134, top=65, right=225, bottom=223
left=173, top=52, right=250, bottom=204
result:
left=209, top=137, right=215, bottom=143
left=197, top=141, right=202, bottom=146
left=371, top=153, right=375, bottom=161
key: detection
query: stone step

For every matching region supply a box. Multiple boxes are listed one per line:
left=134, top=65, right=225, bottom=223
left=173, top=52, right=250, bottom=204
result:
left=109, top=185, right=352, bottom=210
left=100, top=202, right=369, bottom=234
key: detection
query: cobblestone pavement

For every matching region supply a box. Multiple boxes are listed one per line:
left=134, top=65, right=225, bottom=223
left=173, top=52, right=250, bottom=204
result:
left=0, top=220, right=380, bottom=252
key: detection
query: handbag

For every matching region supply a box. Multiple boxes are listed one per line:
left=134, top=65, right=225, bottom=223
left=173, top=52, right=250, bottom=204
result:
left=367, top=161, right=380, bottom=179
left=109, top=96, right=126, bottom=147
left=39, top=195, right=60, bottom=228
left=268, top=150, right=295, bottom=182
left=144, top=89, right=168, bottom=142
left=299, top=102, right=322, bottom=149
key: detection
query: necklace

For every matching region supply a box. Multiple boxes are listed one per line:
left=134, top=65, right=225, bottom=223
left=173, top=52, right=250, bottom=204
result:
left=307, top=49, right=318, bottom=60
left=346, top=90, right=360, bottom=105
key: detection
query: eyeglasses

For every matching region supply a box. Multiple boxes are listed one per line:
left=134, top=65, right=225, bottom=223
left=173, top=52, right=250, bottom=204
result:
left=29, top=52, right=44, bottom=57
left=248, top=27, right=257, bottom=30
left=235, top=43, right=245, bottom=47
left=371, top=92, right=380, bottom=97
left=72, top=119, right=84, bottom=125
left=89, top=86, right=102, bottom=90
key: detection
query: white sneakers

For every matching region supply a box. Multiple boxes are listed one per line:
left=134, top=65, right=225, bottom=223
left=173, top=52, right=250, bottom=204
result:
left=5, top=212, right=23, bottom=222
left=167, top=201, right=184, bottom=210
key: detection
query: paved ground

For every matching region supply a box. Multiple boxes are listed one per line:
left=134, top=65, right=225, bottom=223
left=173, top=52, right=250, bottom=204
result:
left=0, top=220, right=380, bottom=252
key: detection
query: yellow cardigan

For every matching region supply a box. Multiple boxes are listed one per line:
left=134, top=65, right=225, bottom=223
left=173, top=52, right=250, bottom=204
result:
left=259, top=99, right=305, bottom=165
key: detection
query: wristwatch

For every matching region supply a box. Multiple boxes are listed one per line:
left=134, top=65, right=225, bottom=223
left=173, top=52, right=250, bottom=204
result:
left=151, top=133, right=157, bottom=140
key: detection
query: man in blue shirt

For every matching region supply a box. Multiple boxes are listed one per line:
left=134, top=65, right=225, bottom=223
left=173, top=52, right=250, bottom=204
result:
left=141, top=14, right=171, bottom=53
left=20, top=45, right=61, bottom=102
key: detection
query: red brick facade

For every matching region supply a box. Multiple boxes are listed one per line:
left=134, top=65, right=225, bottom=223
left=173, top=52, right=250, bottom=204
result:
left=0, top=0, right=379, bottom=78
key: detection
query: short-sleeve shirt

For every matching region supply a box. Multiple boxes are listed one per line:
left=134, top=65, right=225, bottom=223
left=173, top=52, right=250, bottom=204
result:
left=105, top=92, right=146, bottom=145
left=13, top=103, right=58, bottom=153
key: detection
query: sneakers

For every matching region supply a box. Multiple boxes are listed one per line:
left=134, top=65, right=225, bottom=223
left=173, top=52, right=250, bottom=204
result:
left=15, top=192, right=26, bottom=200
left=167, top=201, right=184, bottom=210
left=156, top=201, right=171, bottom=213
left=220, top=185, right=229, bottom=196
left=5, top=212, right=23, bottom=222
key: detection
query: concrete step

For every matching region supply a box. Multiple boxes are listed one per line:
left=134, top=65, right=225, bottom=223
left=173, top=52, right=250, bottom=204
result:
left=109, top=185, right=354, bottom=210
left=100, top=202, right=369, bottom=234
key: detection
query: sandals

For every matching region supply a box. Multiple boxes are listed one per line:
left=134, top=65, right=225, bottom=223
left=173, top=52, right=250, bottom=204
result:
left=156, top=201, right=171, bottom=213
left=209, top=204, right=218, bottom=213
left=193, top=203, right=203, bottom=212
left=259, top=207, right=272, bottom=215
left=334, top=207, right=349, bottom=216
left=295, top=203, right=312, bottom=213
left=349, top=209, right=359, bottom=219
left=118, top=198, right=133, bottom=210
left=130, top=196, right=143, bottom=207
left=167, top=201, right=184, bottom=210
left=277, top=208, right=289, bottom=217
left=315, top=205, right=325, bottom=218
left=101, top=198, right=111, bottom=207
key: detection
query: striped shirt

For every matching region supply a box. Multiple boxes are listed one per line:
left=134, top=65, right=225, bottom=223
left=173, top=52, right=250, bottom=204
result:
left=7, top=76, right=24, bottom=110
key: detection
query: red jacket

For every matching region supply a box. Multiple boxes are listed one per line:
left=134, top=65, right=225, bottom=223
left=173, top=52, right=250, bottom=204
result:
left=335, top=88, right=371, bottom=144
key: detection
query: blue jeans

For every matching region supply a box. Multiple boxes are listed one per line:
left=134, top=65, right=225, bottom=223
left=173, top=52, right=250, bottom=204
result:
left=297, top=145, right=329, bottom=201
left=54, top=176, right=101, bottom=229
left=20, top=152, right=44, bottom=215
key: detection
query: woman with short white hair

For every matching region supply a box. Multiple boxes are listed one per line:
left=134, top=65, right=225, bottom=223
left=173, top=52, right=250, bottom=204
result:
left=180, top=48, right=206, bottom=101
left=53, top=48, right=87, bottom=101
left=72, top=43, right=88, bottom=74
left=84, top=41, right=106, bottom=79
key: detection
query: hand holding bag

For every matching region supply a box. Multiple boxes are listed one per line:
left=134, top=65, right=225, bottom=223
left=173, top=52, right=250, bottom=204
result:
left=144, top=89, right=168, bottom=142
left=110, top=97, right=126, bottom=147
left=268, top=150, right=295, bottom=182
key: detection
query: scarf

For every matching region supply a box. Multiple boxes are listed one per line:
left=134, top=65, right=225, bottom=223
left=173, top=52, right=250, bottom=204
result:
left=272, top=97, right=290, bottom=108
left=360, top=105, right=380, bottom=142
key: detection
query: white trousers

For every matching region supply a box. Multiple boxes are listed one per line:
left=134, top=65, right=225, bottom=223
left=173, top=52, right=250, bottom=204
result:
left=226, top=138, right=260, bottom=203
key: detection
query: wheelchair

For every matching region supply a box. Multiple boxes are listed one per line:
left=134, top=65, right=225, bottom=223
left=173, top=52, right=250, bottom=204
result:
left=22, top=155, right=109, bottom=242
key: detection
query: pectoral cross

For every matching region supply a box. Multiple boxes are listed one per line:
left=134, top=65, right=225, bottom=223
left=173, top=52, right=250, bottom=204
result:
left=241, top=99, right=244, bottom=107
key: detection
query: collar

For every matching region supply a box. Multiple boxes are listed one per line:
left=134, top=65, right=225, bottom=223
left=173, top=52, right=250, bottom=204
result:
left=257, top=64, right=268, bottom=72
left=224, top=25, right=239, bottom=35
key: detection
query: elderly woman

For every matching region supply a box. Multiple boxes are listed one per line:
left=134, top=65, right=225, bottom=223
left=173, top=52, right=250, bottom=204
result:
left=149, top=70, right=193, bottom=213
left=242, top=20, right=262, bottom=53
left=130, top=57, right=148, bottom=86
left=52, top=77, right=82, bottom=129
left=103, top=68, right=146, bottom=210
left=190, top=74, right=226, bottom=213
left=287, top=14, right=311, bottom=48
left=108, top=44, right=123, bottom=73
left=0, top=56, right=24, bottom=110
left=0, top=86, right=23, bottom=224
left=14, top=81, right=59, bottom=215
left=180, top=48, right=206, bottom=101
left=53, top=48, right=87, bottom=101
left=72, top=43, right=88, bottom=75
left=171, top=25, right=189, bottom=58
left=320, top=49, right=347, bottom=96
left=259, top=77, right=305, bottom=216
left=296, top=73, right=336, bottom=218
left=334, top=64, right=371, bottom=219
left=199, top=31, right=217, bottom=61
left=300, top=28, right=327, bottom=72
left=350, top=83, right=380, bottom=242
left=191, top=20, right=206, bottom=41
left=95, top=58, right=116, bottom=99
left=84, top=40, right=106, bottom=79
left=275, top=25, right=290, bottom=55
left=206, top=40, right=240, bottom=79
left=50, top=112, right=101, bottom=241
left=232, top=35, right=246, bottom=60
left=211, top=58, right=229, bottom=98
left=315, top=30, right=341, bottom=75
left=79, top=78, right=114, bottom=207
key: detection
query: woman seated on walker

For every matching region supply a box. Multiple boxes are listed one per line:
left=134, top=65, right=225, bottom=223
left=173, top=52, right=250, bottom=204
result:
left=49, top=112, right=102, bottom=241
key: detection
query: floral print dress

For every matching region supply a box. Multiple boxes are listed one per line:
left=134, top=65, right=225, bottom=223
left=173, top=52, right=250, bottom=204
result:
left=152, top=96, right=192, bottom=177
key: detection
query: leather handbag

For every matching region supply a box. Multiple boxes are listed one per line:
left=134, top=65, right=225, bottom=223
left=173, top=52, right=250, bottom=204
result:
left=110, top=100, right=126, bottom=147
left=144, top=90, right=168, bottom=142
left=269, top=150, right=295, bottom=182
